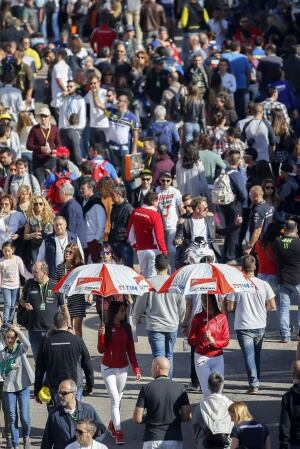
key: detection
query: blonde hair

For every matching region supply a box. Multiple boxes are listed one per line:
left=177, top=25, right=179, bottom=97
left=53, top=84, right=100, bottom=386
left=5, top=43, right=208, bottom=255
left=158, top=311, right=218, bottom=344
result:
left=228, top=402, right=253, bottom=424
left=17, top=185, right=32, bottom=202
left=27, top=196, right=55, bottom=225
left=16, top=111, right=32, bottom=134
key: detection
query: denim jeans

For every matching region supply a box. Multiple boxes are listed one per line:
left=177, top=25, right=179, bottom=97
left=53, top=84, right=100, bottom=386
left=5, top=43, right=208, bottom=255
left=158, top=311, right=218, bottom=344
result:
left=236, top=328, right=265, bottom=388
left=279, top=284, right=300, bottom=338
left=184, top=122, right=201, bottom=143
left=28, top=330, right=48, bottom=361
left=111, top=241, right=134, bottom=267
left=3, top=387, right=31, bottom=447
left=2, top=289, right=18, bottom=326
left=148, top=330, right=177, bottom=379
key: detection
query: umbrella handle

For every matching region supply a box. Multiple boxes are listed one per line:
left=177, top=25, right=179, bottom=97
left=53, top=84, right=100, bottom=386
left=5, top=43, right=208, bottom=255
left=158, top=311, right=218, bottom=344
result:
left=101, top=297, right=104, bottom=325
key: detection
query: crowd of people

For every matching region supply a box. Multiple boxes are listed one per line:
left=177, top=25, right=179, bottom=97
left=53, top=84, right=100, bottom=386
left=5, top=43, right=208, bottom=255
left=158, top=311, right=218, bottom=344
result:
left=1, top=0, right=300, bottom=447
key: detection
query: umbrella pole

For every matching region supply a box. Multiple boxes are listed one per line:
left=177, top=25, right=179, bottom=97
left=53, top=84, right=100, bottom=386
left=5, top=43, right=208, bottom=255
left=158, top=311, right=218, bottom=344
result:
left=102, top=296, right=104, bottom=325
left=206, top=293, right=208, bottom=323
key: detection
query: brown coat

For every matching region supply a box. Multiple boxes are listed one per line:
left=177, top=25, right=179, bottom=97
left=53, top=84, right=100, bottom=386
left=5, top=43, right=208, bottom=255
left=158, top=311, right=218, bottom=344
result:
left=140, top=0, right=166, bottom=33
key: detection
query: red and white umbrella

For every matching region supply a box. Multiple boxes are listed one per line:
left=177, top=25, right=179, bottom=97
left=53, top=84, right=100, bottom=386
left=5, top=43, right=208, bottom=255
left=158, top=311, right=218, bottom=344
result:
left=53, top=263, right=151, bottom=297
left=158, top=263, right=255, bottom=296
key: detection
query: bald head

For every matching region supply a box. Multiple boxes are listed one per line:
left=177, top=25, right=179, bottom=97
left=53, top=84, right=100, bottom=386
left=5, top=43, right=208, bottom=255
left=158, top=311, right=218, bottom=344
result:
left=151, top=357, right=170, bottom=378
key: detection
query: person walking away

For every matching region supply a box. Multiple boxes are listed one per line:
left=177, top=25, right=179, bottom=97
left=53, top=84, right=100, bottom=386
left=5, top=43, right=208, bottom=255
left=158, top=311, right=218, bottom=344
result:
left=279, top=360, right=300, bottom=449
left=34, top=312, right=94, bottom=405
left=0, top=325, right=34, bottom=449
left=134, top=254, right=186, bottom=379
left=228, top=401, right=271, bottom=449
left=98, top=301, right=141, bottom=445
left=226, top=255, right=276, bottom=394
left=188, top=294, right=229, bottom=397
left=273, top=219, right=300, bottom=343
left=133, top=356, right=191, bottom=449
left=192, top=372, right=233, bottom=449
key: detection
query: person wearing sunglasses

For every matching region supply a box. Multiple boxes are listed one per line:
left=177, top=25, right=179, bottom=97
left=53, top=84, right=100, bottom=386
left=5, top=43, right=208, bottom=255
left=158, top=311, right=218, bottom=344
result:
left=3, top=158, right=40, bottom=199
left=156, top=171, right=183, bottom=273
left=66, top=419, right=108, bottom=449
left=261, top=178, right=280, bottom=210
left=41, top=379, right=106, bottom=449
left=131, top=169, right=154, bottom=208
left=26, top=107, right=61, bottom=185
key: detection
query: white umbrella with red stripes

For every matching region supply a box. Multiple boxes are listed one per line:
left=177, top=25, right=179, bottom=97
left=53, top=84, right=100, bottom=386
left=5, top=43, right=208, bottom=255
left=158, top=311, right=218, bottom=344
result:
left=53, top=263, right=151, bottom=297
left=158, top=263, right=255, bottom=296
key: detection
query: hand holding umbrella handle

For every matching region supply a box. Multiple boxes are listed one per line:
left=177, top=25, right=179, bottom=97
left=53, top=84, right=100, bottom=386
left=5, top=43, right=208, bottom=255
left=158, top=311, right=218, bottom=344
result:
left=99, top=324, right=105, bottom=335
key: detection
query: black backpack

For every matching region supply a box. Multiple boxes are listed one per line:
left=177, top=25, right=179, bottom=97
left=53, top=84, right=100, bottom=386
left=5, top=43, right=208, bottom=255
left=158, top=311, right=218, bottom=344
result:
left=167, top=87, right=184, bottom=122
left=203, top=427, right=230, bottom=448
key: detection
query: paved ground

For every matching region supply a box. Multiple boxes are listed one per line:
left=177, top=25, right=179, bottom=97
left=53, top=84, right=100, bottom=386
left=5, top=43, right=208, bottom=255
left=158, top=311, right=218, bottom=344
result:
left=22, top=301, right=299, bottom=449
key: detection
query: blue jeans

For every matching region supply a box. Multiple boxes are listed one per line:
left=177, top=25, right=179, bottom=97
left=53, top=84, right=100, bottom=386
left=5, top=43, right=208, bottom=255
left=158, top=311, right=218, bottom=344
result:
left=184, top=122, right=201, bottom=143
left=3, top=388, right=31, bottom=447
left=236, top=328, right=265, bottom=388
left=148, top=330, right=177, bottom=379
left=28, top=330, right=48, bottom=361
left=111, top=242, right=133, bottom=267
left=2, top=288, right=18, bottom=326
left=279, top=284, right=300, bottom=338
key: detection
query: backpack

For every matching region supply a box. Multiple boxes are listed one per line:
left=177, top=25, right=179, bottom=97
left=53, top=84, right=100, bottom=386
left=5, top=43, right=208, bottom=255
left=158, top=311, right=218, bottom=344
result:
left=203, top=427, right=230, bottom=449
left=167, top=88, right=184, bottom=122
left=91, top=160, right=109, bottom=182
left=211, top=170, right=235, bottom=205
left=47, top=172, right=71, bottom=206
left=150, top=121, right=173, bottom=153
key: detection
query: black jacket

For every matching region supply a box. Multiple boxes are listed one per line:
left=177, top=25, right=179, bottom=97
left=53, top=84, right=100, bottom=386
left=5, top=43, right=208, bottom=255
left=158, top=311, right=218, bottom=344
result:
left=41, top=400, right=106, bottom=449
left=279, top=384, right=300, bottom=449
left=59, top=128, right=82, bottom=166
left=34, top=330, right=94, bottom=395
left=109, top=199, right=133, bottom=243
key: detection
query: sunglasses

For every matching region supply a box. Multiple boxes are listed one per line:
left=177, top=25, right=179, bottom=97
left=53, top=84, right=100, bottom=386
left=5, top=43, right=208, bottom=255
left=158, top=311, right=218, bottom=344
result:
left=90, top=82, right=98, bottom=85
left=58, top=390, right=74, bottom=396
left=75, top=429, right=89, bottom=435
left=183, top=205, right=192, bottom=210
left=101, top=251, right=111, bottom=255
left=265, top=186, right=274, bottom=190
left=141, top=177, right=151, bottom=181
left=65, top=250, right=74, bottom=254
left=34, top=202, right=43, bottom=206
left=160, top=179, right=171, bottom=183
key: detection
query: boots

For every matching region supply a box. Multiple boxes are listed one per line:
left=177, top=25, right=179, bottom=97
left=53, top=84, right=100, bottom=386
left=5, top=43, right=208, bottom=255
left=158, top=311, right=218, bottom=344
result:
left=23, top=437, right=30, bottom=449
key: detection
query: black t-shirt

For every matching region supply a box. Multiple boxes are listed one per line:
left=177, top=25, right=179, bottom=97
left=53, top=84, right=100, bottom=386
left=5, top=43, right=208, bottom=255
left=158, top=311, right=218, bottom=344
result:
left=136, top=377, right=190, bottom=442
left=23, top=278, right=65, bottom=331
left=272, top=236, right=300, bottom=285
left=231, top=420, right=269, bottom=449
left=249, top=201, right=273, bottom=239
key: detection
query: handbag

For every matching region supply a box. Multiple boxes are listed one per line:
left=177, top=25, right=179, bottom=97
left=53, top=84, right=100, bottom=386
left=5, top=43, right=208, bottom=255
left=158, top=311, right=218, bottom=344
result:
left=123, top=153, right=143, bottom=181
left=16, top=304, right=28, bottom=328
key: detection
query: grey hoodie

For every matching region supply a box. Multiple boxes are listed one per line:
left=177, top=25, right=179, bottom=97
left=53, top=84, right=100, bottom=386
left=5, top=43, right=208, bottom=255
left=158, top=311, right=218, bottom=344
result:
left=134, top=274, right=186, bottom=332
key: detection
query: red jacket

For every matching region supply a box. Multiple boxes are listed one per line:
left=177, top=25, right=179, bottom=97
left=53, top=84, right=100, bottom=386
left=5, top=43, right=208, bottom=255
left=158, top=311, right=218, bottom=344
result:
left=26, top=124, right=61, bottom=161
left=97, top=325, right=140, bottom=375
left=127, top=205, right=167, bottom=253
left=188, top=311, right=229, bottom=358
left=90, top=25, right=117, bottom=53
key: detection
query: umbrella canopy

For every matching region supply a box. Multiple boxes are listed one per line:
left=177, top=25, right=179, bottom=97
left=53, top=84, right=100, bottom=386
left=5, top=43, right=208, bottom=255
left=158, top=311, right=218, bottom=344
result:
left=158, top=263, right=255, bottom=295
left=53, top=263, right=150, bottom=297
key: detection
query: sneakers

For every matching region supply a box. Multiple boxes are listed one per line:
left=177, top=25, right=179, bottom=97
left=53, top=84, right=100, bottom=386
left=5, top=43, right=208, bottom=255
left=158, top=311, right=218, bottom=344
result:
left=115, top=431, right=125, bottom=445
left=107, top=421, right=116, bottom=438
left=246, top=386, right=259, bottom=395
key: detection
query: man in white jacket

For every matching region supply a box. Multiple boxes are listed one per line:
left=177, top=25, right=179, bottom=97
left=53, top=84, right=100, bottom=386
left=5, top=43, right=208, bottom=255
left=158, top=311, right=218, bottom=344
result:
left=134, top=253, right=185, bottom=379
left=192, top=372, right=233, bottom=449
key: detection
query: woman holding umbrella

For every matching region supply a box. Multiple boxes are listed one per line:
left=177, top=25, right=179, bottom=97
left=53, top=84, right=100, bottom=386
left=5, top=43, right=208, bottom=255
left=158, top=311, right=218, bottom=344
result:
left=54, top=243, right=85, bottom=336
left=188, top=294, right=229, bottom=397
left=98, top=301, right=141, bottom=445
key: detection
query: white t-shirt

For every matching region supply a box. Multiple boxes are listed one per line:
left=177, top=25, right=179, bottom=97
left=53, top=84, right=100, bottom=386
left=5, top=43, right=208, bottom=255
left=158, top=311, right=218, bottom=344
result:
left=65, top=440, right=108, bottom=449
left=227, top=276, right=275, bottom=330
left=51, top=60, right=73, bottom=108
left=85, top=89, right=109, bottom=129
left=156, top=186, right=182, bottom=230
left=191, top=217, right=207, bottom=242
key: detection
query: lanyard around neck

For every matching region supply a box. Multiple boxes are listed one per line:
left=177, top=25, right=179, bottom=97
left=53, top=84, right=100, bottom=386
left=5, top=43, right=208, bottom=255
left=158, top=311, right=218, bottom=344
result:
left=40, top=126, right=51, bottom=143
left=39, top=281, right=49, bottom=304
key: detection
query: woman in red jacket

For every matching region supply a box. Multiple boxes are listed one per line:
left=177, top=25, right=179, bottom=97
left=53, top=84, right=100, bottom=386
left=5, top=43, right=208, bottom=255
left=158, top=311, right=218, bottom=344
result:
left=188, top=294, right=229, bottom=397
left=98, top=301, right=141, bottom=445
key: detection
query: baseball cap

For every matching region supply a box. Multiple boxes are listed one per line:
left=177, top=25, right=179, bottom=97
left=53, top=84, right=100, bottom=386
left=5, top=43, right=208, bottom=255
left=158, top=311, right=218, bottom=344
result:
left=0, top=112, right=12, bottom=121
left=40, top=107, right=51, bottom=117
left=141, top=169, right=153, bottom=178
left=126, top=24, right=134, bottom=32
left=56, top=146, right=70, bottom=158
left=159, top=171, right=172, bottom=179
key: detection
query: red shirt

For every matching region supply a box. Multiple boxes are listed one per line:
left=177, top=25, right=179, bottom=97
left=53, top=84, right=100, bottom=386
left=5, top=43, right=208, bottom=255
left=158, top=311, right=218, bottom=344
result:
left=127, top=205, right=167, bottom=253
left=98, top=325, right=140, bottom=374
left=255, top=241, right=277, bottom=276
left=188, top=311, right=229, bottom=358
left=90, top=25, right=117, bottom=53
left=26, top=124, right=61, bottom=161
